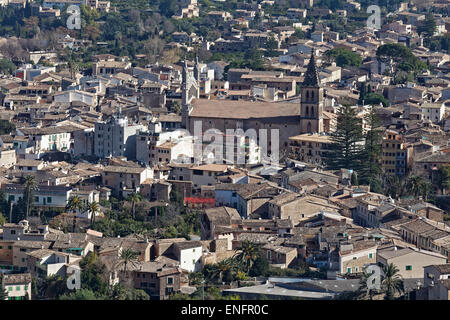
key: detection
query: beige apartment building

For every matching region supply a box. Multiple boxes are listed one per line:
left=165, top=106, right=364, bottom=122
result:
left=377, top=246, right=447, bottom=279
left=289, top=133, right=332, bottom=166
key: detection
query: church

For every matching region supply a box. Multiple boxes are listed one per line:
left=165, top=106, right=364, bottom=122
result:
left=181, top=53, right=329, bottom=158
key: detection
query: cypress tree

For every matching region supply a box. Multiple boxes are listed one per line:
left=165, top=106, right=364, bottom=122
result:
left=359, top=107, right=383, bottom=193
left=324, top=105, right=364, bottom=171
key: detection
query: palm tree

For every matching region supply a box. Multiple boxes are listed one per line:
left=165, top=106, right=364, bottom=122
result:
left=126, top=192, right=143, bottom=219
left=23, top=175, right=37, bottom=219
left=116, top=248, right=140, bottom=278
left=65, top=195, right=84, bottom=214
left=384, top=175, right=407, bottom=200
left=407, top=176, right=424, bottom=199
left=381, top=263, right=404, bottom=300
left=420, top=181, right=432, bottom=201
left=208, top=258, right=237, bottom=284
left=88, top=201, right=99, bottom=226
left=233, top=241, right=260, bottom=273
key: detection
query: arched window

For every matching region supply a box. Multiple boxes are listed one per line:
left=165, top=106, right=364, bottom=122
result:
left=306, top=106, right=309, bottom=115
left=306, top=91, right=309, bottom=99
left=311, top=91, right=315, bottom=100
left=311, top=107, right=314, bottom=116
left=307, top=122, right=312, bottom=133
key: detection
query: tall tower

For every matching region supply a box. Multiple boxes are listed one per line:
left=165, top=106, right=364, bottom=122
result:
left=181, top=59, right=199, bottom=129
left=299, top=53, right=324, bottom=134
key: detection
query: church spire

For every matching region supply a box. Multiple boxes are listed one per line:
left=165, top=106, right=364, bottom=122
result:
left=302, top=52, right=320, bottom=87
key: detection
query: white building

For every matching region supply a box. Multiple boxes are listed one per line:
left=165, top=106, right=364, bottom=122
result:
left=173, top=241, right=203, bottom=272
left=420, top=102, right=445, bottom=123
left=94, top=115, right=146, bottom=160
left=5, top=184, right=73, bottom=208
left=2, top=273, right=32, bottom=300
left=53, top=90, right=97, bottom=107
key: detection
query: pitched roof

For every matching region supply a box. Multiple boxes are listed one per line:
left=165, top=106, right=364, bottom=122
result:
left=427, top=264, right=450, bottom=274
left=2, top=273, right=32, bottom=285
left=189, top=99, right=300, bottom=120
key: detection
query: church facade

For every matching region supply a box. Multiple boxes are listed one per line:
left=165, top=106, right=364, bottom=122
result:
left=180, top=54, right=326, bottom=162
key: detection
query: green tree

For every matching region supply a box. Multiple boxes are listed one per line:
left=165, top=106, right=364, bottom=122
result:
left=325, top=47, right=362, bottom=68
left=23, top=175, right=37, bottom=220
left=437, top=165, right=450, bottom=194
left=407, top=176, right=425, bottom=199
left=418, top=13, right=436, bottom=38
left=38, top=275, right=68, bottom=299
left=233, top=241, right=260, bottom=273
left=205, top=258, right=237, bottom=284
left=126, top=192, right=143, bottom=219
left=66, top=195, right=84, bottom=214
left=159, top=0, right=176, bottom=17
left=0, top=212, right=6, bottom=226
left=324, top=105, right=364, bottom=171
left=383, top=175, right=408, bottom=200
left=59, top=288, right=102, bottom=300
left=0, top=120, right=15, bottom=134
left=359, top=108, right=383, bottom=192
left=116, top=248, right=140, bottom=276
left=88, top=201, right=99, bottom=226
left=243, top=47, right=265, bottom=70
left=265, top=35, right=279, bottom=57
left=376, top=43, right=427, bottom=75
left=79, top=252, right=109, bottom=297
left=364, top=93, right=389, bottom=107
left=381, top=263, right=404, bottom=300
left=249, top=256, right=269, bottom=277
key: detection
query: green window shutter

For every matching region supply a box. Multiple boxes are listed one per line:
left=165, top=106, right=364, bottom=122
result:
left=8, top=287, right=13, bottom=291
left=406, top=265, right=412, bottom=271
left=347, top=267, right=352, bottom=273
left=369, top=253, right=373, bottom=259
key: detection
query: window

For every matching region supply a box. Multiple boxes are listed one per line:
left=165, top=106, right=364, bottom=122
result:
left=406, top=265, right=412, bottom=271
left=167, top=277, right=173, bottom=285
left=47, top=197, right=52, bottom=203
left=16, top=286, right=20, bottom=291
left=267, top=251, right=271, bottom=260
left=8, top=287, right=13, bottom=291
left=347, top=267, right=351, bottom=273
left=369, top=253, right=373, bottom=259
